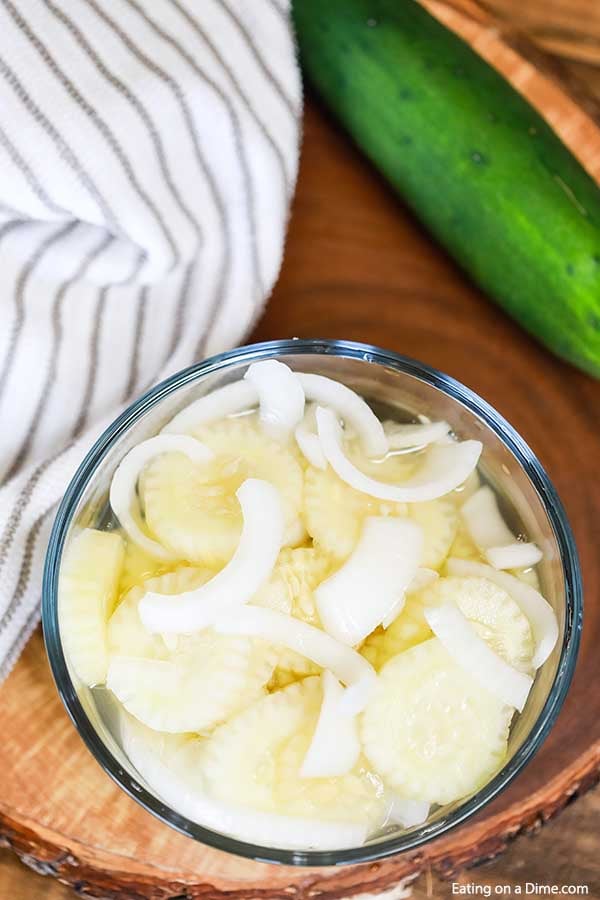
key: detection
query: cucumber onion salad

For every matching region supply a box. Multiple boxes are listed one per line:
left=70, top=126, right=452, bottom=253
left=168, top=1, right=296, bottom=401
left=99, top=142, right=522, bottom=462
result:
left=58, top=361, right=558, bottom=851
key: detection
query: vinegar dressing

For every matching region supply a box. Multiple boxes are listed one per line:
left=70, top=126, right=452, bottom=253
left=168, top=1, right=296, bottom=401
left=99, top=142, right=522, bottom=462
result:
left=59, top=361, right=557, bottom=851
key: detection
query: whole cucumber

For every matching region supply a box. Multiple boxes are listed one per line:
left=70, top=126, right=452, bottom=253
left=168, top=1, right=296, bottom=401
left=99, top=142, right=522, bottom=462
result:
left=293, top=0, right=600, bottom=377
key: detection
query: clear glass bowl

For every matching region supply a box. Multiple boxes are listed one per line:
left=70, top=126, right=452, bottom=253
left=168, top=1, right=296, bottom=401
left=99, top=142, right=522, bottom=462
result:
left=42, top=339, right=582, bottom=867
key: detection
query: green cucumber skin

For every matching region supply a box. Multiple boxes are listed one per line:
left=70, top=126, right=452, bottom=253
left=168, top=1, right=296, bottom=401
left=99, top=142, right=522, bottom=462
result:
left=293, top=0, right=600, bottom=377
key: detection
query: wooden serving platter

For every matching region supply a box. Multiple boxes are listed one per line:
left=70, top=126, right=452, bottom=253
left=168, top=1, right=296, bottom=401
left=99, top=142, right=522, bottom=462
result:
left=2, top=3, right=600, bottom=897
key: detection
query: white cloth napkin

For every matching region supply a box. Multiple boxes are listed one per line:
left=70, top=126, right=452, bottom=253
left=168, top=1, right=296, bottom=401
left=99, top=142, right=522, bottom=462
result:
left=0, top=0, right=301, bottom=681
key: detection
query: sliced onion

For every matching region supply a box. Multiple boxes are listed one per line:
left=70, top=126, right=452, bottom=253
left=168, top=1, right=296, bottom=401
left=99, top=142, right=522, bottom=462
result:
left=297, top=372, right=387, bottom=457
left=316, top=406, right=482, bottom=503
left=295, top=422, right=327, bottom=469
left=161, top=632, right=179, bottom=653
left=485, top=542, right=543, bottom=570
left=461, top=486, right=515, bottom=549
left=446, top=558, right=558, bottom=668
left=244, top=360, right=305, bottom=441
left=338, top=671, right=378, bottom=718
left=315, top=517, right=423, bottom=646
left=122, top=715, right=366, bottom=851
left=385, top=420, right=450, bottom=450
left=300, top=671, right=360, bottom=779
left=407, top=567, right=439, bottom=594
left=381, top=597, right=406, bottom=630
left=424, top=603, right=532, bottom=711
left=109, top=435, right=214, bottom=560
left=387, top=795, right=430, bottom=829
left=214, top=606, right=377, bottom=713
left=295, top=404, right=326, bottom=469
left=381, top=567, right=439, bottom=629
left=161, top=380, right=257, bottom=434
left=139, top=479, right=284, bottom=634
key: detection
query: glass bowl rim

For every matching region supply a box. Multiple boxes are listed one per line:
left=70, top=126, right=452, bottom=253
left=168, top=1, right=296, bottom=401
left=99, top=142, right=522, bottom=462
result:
left=42, top=338, right=582, bottom=868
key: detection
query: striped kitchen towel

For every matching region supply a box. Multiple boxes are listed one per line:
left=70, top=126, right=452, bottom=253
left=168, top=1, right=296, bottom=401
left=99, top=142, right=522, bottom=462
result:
left=0, top=0, right=301, bottom=681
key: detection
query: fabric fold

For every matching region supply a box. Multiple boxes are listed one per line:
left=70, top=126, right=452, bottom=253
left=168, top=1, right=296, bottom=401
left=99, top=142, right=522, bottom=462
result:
left=0, top=0, right=301, bottom=680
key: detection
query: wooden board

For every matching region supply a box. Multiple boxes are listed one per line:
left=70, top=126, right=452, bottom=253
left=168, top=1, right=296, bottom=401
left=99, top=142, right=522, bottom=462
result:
left=3, top=786, right=600, bottom=899
left=2, top=2, right=600, bottom=897
left=468, top=0, right=600, bottom=67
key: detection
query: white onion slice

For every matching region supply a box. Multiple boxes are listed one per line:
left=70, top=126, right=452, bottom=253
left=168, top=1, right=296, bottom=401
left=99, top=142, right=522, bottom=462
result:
left=110, top=435, right=214, bottom=560
left=162, top=370, right=388, bottom=456
left=139, top=479, right=284, bottom=634
left=461, top=488, right=543, bottom=571
left=407, top=567, right=439, bottom=594
left=300, top=671, right=360, bottom=779
left=461, top=486, right=515, bottom=549
left=315, top=517, right=423, bottom=646
left=295, top=422, right=327, bottom=469
left=385, top=420, right=451, bottom=450
left=338, top=671, right=378, bottom=718
left=387, top=795, right=430, bottom=829
left=485, top=542, right=543, bottom=570
left=381, top=597, right=406, bottom=630
left=122, top=716, right=365, bottom=851
left=161, top=633, right=179, bottom=653
left=316, top=406, right=482, bottom=503
left=295, top=404, right=326, bottom=469
left=214, top=606, right=377, bottom=714
left=161, top=380, right=257, bottom=434
left=297, top=372, right=387, bottom=457
left=424, top=603, right=532, bottom=711
left=446, top=558, right=558, bottom=668
left=244, top=360, right=305, bottom=441
left=381, top=570, right=439, bottom=629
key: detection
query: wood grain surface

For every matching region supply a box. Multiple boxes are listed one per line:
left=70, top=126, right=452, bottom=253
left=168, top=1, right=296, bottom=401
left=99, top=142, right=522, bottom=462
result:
left=3, top=785, right=599, bottom=898
left=2, top=0, right=600, bottom=897
left=479, top=0, right=600, bottom=66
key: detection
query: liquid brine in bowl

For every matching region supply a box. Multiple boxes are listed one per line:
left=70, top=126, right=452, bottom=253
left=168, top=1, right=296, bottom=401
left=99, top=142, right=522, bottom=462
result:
left=43, top=341, right=580, bottom=865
